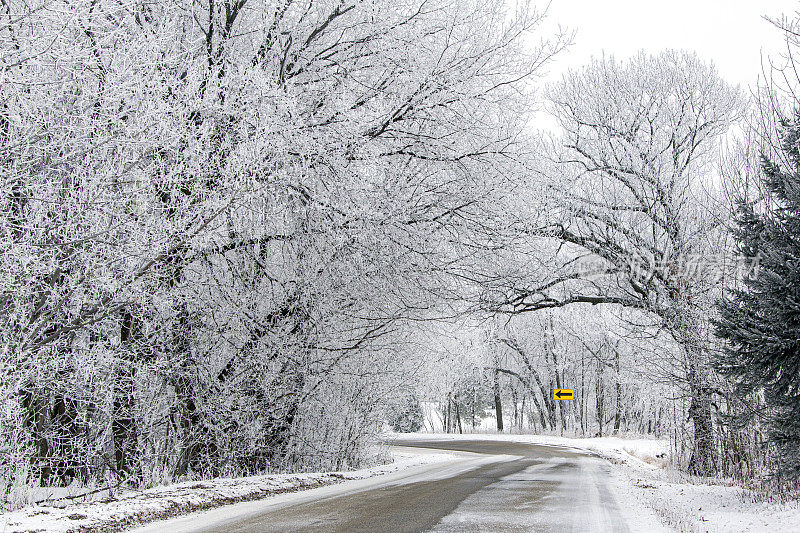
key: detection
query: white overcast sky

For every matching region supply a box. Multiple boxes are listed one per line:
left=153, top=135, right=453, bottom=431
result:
left=542, top=0, right=800, bottom=90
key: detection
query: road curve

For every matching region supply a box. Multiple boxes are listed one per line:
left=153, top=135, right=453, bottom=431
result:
left=130, top=439, right=636, bottom=532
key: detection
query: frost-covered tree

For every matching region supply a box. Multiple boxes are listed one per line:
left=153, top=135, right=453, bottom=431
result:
left=484, top=51, right=742, bottom=474
left=388, top=394, right=424, bottom=433
left=0, top=0, right=562, bottom=496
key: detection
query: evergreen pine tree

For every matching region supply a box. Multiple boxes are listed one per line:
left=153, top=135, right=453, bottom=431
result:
left=716, top=112, right=800, bottom=478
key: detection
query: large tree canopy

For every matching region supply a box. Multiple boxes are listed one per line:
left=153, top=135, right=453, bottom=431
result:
left=0, top=0, right=562, bottom=491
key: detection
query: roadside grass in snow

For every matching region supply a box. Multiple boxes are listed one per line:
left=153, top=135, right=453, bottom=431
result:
left=743, top=477, right=800, bottom=504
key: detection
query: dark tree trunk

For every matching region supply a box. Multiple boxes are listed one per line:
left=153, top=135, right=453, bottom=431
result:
left=614, top=348, right=622, bottom=434
left=493, top=369, right=503, bottom=432
left=50, top=390, right=82, bottom=485
left=554, top=370, right=567, bottom=433
left=596, top=358, right=604, bottom=437
left=687, top=363, right=716, bottom=476
left=544, top=317, right=564, bottom=432
left=20, top=387, right=51, bottom=484
left=21, top=368, right=84, bottom=487
left=511, top=387, right=518, bottom=429
left=113, top=309, right=140, bottom=482
left=445, top=394, right=451, bottom=433
left=169, top=302, right=212, bottom=479
left=112, top=376, right=137, bottom=481
left=472, top=387, right=477, bottom=429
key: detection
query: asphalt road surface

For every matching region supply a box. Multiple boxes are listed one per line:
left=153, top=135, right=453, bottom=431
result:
left=131, top=439, right=634, bottom=532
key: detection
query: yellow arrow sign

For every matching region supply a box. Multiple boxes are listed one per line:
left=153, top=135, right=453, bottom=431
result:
left=553, top=389, right=574, bottom=400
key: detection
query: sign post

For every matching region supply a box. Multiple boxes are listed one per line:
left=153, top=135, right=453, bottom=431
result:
left=553, top=389, right=574, bottom=400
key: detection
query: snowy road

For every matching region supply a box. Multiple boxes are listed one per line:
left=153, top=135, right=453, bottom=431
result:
left=129, top=439, right=659, bottom=532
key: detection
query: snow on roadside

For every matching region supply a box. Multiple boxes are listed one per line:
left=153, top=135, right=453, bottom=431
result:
left=0, top=448, right=455, bottom=533
left=392, top=432, right=800, bottom=532
left=621, top=462, right=800, bottom=533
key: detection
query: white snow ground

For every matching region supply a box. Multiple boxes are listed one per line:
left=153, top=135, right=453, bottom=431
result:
left=0, top=448, right=454, bottom=533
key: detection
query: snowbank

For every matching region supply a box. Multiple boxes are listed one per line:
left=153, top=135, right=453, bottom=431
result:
left=622, top=463, right=800, bottom=532
left=0, top=449, right=454, bottom=533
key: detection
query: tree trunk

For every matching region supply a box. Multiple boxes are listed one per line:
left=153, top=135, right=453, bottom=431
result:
left=687, top=362, right=716, bottom=476
left=445, top=393, right=451, bottom=433
left=596, top=358, right=604, bottom=437
left=20, top=387, right=50, bottom=484
left=511, top=387, right=519, bottom=429
left=579, top=352, right=586, bottom=435
left=472, top=387, right=477, bottom=429
left=544, top=316, right=565, bottom=432
left=50, top=388, right=81, bottom=485
left=113, top=309, right=140, bottom=482
left=493, top=369, right=504, bottom=432
left=613, top=347, right=622, bottom=434
left=170, top=311, right=198, bottom=478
